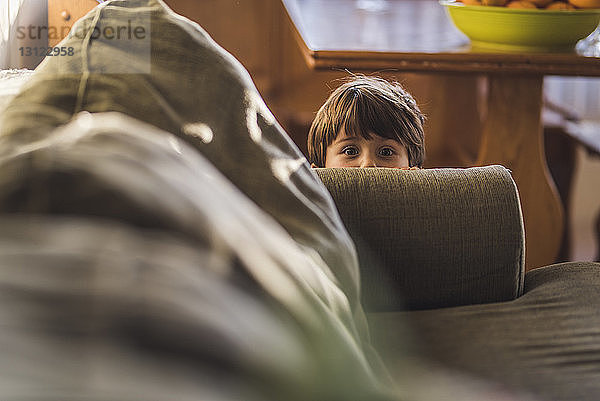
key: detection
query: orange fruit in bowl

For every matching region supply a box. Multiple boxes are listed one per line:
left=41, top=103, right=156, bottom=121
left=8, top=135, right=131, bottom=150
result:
left=506, top=0, right=538, bottom=7
left=546, top=1, right=576, bottom=8
left=569, top=0, right=600, bottom=8
left=529, top=0, right=554, bottom=6
left=481, top=0, right=509, bottom=4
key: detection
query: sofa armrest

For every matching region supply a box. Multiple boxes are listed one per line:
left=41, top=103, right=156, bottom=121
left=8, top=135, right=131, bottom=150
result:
left=315, top=165, right=525, bottom=311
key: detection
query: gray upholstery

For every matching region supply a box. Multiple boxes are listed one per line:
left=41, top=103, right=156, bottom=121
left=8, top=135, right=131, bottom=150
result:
left=368, top=261, right=600, bottom=401
left=316, top=166, right=600, bottom=400
left=316, top=166, right=525, bottom=311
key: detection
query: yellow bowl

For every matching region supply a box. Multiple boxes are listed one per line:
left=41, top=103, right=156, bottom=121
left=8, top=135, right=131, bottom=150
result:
left=440, top=0, right=600, bottom=52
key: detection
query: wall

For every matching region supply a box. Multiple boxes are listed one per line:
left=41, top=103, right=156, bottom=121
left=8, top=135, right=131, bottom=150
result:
left=1, top=0, right=47, bottom=69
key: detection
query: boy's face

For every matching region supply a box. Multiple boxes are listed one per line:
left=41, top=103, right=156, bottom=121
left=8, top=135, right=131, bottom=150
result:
left=324, top=129, right=409, bottom=169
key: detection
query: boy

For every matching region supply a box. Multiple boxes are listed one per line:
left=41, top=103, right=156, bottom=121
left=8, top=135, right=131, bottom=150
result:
left=308, top=75, right=425, bottom=169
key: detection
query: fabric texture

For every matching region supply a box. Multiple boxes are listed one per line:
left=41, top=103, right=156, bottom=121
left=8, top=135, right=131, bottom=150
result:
left=316, top=166, right=525, bottom=311
left=0, top=112, right=395, bottom=401
left=0, top=0, right=388, bottom=398
left=368, top=261, right=600, bottom=401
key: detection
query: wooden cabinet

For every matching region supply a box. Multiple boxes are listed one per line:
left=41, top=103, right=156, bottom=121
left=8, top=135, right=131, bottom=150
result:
left=47, top=0, right=99, bottom=46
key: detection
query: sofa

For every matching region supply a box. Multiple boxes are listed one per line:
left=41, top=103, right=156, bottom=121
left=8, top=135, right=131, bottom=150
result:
left=1, top=1, right=599, bottom=400
left=317, top=166, right=600, bottom=401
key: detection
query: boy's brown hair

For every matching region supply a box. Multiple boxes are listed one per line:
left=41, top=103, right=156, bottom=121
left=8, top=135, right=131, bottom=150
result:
left=308, top=75, right=425, bottom=168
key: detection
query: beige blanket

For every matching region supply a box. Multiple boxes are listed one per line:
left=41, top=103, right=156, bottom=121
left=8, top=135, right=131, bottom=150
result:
left=0, top=1, right=393, bottom=399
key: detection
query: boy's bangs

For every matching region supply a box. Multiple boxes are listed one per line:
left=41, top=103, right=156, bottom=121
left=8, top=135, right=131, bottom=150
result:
left=339, top=95, right=399, bottom=143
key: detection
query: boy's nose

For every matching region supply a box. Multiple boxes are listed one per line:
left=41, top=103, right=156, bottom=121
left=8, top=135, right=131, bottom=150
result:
left=359, top=155, right=377, bottom=168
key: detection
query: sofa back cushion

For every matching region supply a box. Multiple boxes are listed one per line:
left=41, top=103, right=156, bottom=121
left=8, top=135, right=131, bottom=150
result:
left=316, top=166, right=525, bottom=311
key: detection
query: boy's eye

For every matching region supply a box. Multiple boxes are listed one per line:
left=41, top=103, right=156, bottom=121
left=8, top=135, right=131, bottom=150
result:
left=378, top=147, right=395, bottom=157
left=342, top=146, right=359, bottom=156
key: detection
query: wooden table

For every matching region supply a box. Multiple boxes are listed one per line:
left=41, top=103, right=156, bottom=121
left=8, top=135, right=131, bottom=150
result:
left=282, top=0, right=600, bottom=270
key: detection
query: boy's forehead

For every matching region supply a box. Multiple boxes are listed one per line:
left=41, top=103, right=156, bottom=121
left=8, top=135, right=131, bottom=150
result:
left=336, top=127, right=367, bottom=139
left=334, top=129, right=400, bottom=143
left=333, top=129, right=363, bottom=141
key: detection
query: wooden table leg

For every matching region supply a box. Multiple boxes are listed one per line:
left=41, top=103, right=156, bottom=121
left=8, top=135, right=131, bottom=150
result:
left=477, top=75, right=563, bottom=271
